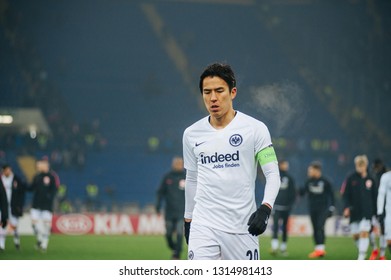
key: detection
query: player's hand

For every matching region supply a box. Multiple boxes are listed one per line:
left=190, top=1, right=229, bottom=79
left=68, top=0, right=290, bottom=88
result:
left=247, top=204, right=271, bottom=236
left=327, top=206, right=335, bottom=218
left=1, top=218, right=7, bottom=229
left=377, top=213, right=385, bottom=224
left=343, top=208, right=350, bottom=218
left=184, top=221, right=191, bottom=244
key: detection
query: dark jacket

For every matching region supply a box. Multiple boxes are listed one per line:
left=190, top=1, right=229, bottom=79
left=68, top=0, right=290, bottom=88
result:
left=342, top=172, right=377, bottom=222
left=301, top=176, right=335, bottom=212
left=29, top=172, right=58, bottom=211
left=0, top=183, right=8, bottom=223
left=274, top=170, right=296, bottom=211
left=156, top=170, right=186, bottom=220
left=0, top=174, right=26, bottom=217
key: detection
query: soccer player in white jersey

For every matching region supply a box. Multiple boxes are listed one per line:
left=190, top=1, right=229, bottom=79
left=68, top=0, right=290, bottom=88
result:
left=0, top=164, right=26, bottom=251
left=182, top=62, right=281, bottom=260
left=377, top=170, right=391, bottom=257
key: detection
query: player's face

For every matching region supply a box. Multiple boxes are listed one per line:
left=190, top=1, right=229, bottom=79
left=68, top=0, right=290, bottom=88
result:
left=202, top=76, right=236, bottom=122
left=279, top=161, right=289, bottom=171
left=307, top=166, right=314, bottom=177
left=36, top=160, right=49, bottom=173
left=2, top=167, right=12, bottom=177
left=307, top=166, right=320, bottom=178
left=172, top=157, right=184, bottom=171
left=355, top=162, right=367, bottom=174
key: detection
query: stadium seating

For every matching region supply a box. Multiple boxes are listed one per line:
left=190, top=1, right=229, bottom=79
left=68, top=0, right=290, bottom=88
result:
left=1, top=0, right=390, bottom=213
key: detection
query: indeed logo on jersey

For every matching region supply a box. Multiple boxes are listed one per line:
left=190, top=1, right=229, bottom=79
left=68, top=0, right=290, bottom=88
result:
left=199, top=151, right=240, bottom=169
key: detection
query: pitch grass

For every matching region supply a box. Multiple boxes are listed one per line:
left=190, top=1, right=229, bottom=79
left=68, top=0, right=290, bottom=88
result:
left=0, top=235, right=389, bottom=260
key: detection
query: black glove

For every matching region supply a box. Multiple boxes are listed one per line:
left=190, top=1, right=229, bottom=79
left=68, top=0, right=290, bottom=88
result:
left=247, top=204, right=271, bottom=236
left=1, top=218, right=7, bottom=229
left=184, top=221, right=191, bottom=244
left=377, top=213, right=385, bottom=224
left=327, top=206, right=335, bottom=218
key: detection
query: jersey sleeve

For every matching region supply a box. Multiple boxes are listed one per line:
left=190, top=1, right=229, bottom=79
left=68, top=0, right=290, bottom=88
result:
left=182, top=128, right=197, bottom=172
left=371, top=178, right=378, bottom=216
left=156, top=175, right=167, bottom=210
left=254, top=121, right=273, bottom=154
left=288, top=176, right=296, bottom=206
left=50, top=175, right=58, bottom=197
left=254, top=121, right=280, bottom=207
left=183, top=128, right=198, bottom=219
left=342, top=177, right=352, bottom=209
left=184, top=169, right=197, bottom=219
left=0, top=184, right=8, bottom=221
left=376, top=173, right=388, bottom=215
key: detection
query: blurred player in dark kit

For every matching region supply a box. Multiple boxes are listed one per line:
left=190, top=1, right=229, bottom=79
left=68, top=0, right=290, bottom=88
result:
left=156, top=156, right=186, bottom=259
left=29, top=158, right=58, bottom=251
left=0, top=177, right=8, bottom=250
left=342, top=155, right=377, bottom=260
left=270, top=159, right=296, bottom=256
left=0, top=164, right=26, bottom=250
left=300, top=161, right=335, bottom=258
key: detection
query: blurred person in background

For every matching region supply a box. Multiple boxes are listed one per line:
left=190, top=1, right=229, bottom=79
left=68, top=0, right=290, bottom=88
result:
left=0, top=176, right=8, bottom=250
left=376, top=166, right=391, bottom=258
left=341, top=155, right=377, bottom=260
left=370, top=158, right=388, bottom=259
left=0, top=164, right=26, bottom=251
left=156, top=156, right=186, bottom=259
left=29, top=157, right=58, bottom=252
left=270, top=159, right=296, bottom=256
left=85, top=182, right=99, bottom=212
left=300, top=161, right=335, bottom=258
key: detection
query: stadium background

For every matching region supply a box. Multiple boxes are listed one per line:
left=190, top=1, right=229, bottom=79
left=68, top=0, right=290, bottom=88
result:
left=0, top=0, right=390, bottom=258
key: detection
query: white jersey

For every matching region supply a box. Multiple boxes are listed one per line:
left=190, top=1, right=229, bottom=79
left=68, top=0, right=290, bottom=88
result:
left=183, top=111, right=274, bottom=233
left=1, top=174, right=13, bottom=203
left=377, top=171, right=391, bottom=216
left=1, top=173, right=18, bottom=226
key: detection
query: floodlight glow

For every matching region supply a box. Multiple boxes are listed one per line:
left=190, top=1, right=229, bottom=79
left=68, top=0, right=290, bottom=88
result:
left=29, top=125, right=37, bottom=139
left=0, top=115, right=13, bottom=124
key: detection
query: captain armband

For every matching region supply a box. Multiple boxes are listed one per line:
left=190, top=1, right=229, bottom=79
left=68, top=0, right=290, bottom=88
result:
left=256, top=145, right=278, bottom=166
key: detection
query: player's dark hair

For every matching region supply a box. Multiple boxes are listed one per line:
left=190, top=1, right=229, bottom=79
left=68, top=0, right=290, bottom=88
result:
left=199, top=62, right=236, bottom=93
left=309, top=161, right=322, bottom=170
left=373, top=158, right=384, bottom=167
left=1, top=164, right=10, bottom=170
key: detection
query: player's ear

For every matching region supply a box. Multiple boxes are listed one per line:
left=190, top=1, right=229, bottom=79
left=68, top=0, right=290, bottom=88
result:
left=230, top=87, right=237, bottom=100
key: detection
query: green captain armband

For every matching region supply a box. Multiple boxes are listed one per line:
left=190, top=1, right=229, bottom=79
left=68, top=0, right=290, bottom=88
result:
left=256, top=145, right=277, bottom=166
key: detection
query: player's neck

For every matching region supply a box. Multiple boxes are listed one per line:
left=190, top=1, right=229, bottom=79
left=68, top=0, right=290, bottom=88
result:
left=209, top=110, right=236, bottom=130
left=360, top=171, right=367, bottom=178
